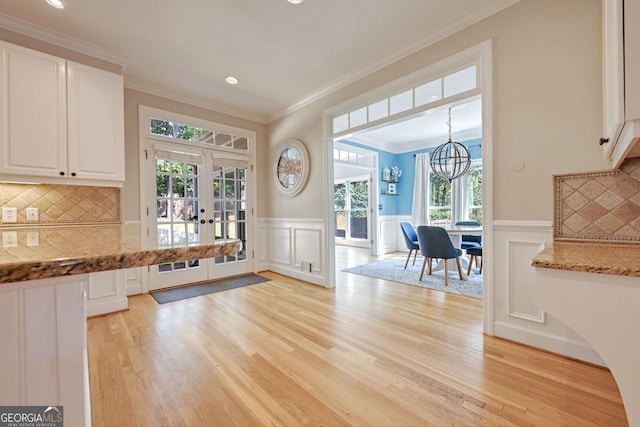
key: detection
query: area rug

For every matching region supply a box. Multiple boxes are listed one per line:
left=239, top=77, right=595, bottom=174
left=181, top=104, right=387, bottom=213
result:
left=151, top=274, right=271, bottom=304
left=343, top=257, right=483, bottom=299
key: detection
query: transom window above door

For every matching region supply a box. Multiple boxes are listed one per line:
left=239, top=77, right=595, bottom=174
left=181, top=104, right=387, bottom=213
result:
left=332, top=64, right=477, bottom=135
left=150, top=118, right=249, bottom=151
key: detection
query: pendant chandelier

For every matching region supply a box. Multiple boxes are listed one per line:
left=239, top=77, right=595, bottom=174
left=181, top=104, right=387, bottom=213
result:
left=430, top=107, right=471, bottom=183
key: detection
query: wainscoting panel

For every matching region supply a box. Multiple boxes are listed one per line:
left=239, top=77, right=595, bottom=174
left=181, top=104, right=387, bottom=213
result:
left=259, top=218, right=326, bottom=286
left=294, top=228, right=323, bottom=272
left=507, top=240, right=546, bottom=323
left=256, top=221, right=270, bottom=272
left=380, top=216, right=403, bottom=254
left=269, top=226, right=292, bottom=265
left=493, top=221, right=604, bottom=365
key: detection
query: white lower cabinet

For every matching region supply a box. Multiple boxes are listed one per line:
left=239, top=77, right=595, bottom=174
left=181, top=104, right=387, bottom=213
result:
left=0, top=275, right=91, bottom=427
left=535, top=267, right=640, bottom=427
left=86, top=269, right=127, bottom=317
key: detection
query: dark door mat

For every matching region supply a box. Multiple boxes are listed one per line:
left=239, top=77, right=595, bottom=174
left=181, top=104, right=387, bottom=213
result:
left=150, top=274, right=271, bottom=304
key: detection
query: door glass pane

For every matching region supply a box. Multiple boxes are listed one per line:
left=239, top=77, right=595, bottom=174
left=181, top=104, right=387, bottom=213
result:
left=349, top=180, right=369, bottom=240
left=155, top=156, right=202, bottom=273
left=335, top=211, right=346, bottom=238
left=212, top=163, right=247, bottom=264
left=334, top=183, right=346, bottom=238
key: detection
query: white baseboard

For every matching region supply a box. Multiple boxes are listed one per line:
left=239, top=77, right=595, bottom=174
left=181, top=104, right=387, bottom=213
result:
left=126, top=284, right=143, bottom=296
left=266, top=265, right=326, bottom=287
left=493, top=321, right=605, bottom=366
left=86, top=298, right=128, bottom=317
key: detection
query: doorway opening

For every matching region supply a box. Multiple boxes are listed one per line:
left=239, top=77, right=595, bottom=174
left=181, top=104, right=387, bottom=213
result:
left=324, top=40, right=493, bottom=333
left=333, top=142, right=378, bottom=252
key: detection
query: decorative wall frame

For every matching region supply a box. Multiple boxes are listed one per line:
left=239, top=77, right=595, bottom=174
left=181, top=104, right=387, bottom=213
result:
left=273, top=139, right=310, bottom=197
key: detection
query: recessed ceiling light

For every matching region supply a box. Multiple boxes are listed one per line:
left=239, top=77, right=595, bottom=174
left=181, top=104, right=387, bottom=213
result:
left=46, top=0, right=64, bottom=9
left=225, top=76, right=238, bottom=85
left=288, top=0, right=304, bottom=4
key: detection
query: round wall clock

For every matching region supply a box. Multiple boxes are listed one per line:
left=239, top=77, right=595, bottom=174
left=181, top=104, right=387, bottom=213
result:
left=274, top=139, right=309, bottom=197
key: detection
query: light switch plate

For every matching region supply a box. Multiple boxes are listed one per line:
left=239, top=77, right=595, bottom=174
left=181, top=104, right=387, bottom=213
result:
left=26, top=207, right=39, bottom=221
left=3, top=231, right=18, bottom=247
left=2, top=207, right=17, bottom=223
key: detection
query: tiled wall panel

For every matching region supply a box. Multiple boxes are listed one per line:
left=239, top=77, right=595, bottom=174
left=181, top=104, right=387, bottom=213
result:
left=554, top=157, right=640, bottom=242
left=0, top=184, right=120, bottom=225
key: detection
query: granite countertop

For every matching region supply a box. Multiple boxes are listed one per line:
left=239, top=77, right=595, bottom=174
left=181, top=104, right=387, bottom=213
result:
left=532, top=240, right=640, bottom=277
left=0, top=224, right=241, bottom=284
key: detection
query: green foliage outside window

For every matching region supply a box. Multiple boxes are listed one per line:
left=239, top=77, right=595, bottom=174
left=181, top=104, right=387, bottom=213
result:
left=334, top=183, right=346, bottom=210
left=429, top=172, right=452, bottom=224
left=468, top=167, right=483, bottom=224
left=151, top=119, right=207, bottom=141
left=349, top=181, right=369, bottom=218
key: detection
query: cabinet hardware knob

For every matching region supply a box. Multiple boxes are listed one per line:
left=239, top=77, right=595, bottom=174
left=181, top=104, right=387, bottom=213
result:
left=71, top=172, right=76, bottom=177
left=599, top=137, right=609, bottom=145
left=200, top=219, right=206, bottom=224
left=208, top=219, right=214, bottom=224
left=200, top=208, right=205, bottom=213
left=59, top=171, right=65, bottom=176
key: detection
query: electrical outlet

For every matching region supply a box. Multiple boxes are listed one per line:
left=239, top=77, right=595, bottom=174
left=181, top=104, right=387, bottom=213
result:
left=301, top=260, right=313, bottom=273
left=2, top=207, right=17, bottom=223
left=2, top=231, right=18, bottom=247
left=26, top=207, right=39, bottom=221
left=27, top=231, right=39, bottom=246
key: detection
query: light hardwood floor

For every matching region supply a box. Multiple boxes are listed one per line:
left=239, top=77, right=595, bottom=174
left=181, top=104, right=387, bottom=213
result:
left=88, top=246, right=628, bottom=426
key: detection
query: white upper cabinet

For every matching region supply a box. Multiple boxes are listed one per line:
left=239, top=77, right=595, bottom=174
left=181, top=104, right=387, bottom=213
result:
left=0, top=43, right=68, bottom=178
left=0, top=41, right=125, bottom=186
left=67, top=61, right=124, bottom=182
left=602, top=0, right=640, bottom=168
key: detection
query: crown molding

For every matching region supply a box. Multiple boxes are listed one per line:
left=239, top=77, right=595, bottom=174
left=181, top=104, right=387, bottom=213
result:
left=124, top=78, right=268, bottom=124
left=269, top=0, right=520, bottom=123
left=0, top=13, right=128, bottom=66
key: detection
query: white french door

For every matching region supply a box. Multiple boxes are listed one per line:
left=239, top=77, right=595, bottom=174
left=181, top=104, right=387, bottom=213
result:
left=146, top=141, right=252, bottom=290
left=207, top=157, right=250, bottom=279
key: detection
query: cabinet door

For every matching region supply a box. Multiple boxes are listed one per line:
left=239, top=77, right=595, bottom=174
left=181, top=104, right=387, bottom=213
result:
left=625, top=0, right=640, bottom=122
left=67, top=61, right=125, bottom=182
left=0, top=42, right=67, bottom=177
left=0, top=276, right=89, bottom=427
left=602, top=0, right=624, bottom=153
left=86, top=269, right=127, bottom=316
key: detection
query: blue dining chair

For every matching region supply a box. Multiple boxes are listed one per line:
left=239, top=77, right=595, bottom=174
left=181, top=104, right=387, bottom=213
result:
left=466, top=246, right=483, bottom=275
left=399, top=222, right=421, bottom=269
left=454, top=220, right=482, bottom=250
left=416, top=225, right=464, bottom=285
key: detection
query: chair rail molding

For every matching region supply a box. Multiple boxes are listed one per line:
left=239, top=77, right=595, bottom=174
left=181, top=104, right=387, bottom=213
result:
left=257, top=218, right=326, bottom=287
left=492, top=219, right=603, bottom=365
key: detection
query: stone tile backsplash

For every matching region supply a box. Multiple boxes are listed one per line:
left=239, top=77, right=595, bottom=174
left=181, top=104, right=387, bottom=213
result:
left=554, top=157, right=640, bottom=242
left=0, top=183, right=120, bottom=225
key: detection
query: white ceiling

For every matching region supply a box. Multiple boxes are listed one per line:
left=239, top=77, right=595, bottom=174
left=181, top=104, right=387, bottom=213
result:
left=0, top=0, right=518, bottom=125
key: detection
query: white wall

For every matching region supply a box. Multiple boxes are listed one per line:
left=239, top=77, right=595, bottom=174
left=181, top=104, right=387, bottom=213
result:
left=261, top=0, right=608, bottom=363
